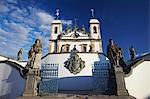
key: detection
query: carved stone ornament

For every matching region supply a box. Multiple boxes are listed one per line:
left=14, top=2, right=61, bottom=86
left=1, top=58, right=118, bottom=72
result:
left=72, top=31, right=79, bottom=38
left=64, top=46, right=85, bottom=75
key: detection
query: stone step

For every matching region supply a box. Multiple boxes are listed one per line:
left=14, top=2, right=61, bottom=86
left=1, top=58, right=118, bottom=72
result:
left=18, top=94, right=135, bottom=99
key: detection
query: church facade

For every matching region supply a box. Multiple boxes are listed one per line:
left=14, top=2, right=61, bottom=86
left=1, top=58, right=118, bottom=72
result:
left=49, top=18, right=102, bottom=54
left=0, top=10, right=150, bottom=99
left=40, top=14, right=110, bottom=93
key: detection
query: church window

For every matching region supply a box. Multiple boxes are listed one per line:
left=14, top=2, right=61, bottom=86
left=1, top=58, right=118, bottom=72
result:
left=54, top=27, right=58, bottom=34
left=61, top=44, right=70, bottom=52
left=81, top=44, right=87, bottom=52
left=93, top=26, right=97, bottom=33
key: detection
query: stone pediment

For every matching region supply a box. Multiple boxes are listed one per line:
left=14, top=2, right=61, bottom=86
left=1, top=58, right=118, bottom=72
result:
left=58, top=31, right=89, bottom=39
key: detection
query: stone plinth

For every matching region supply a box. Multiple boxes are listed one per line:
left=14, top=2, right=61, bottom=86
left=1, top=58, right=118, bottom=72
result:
left=23, top=68, right=40, bottom=96
left=114, top=65, right=129, bottom=96
left=23, top=52, right=41, bottom=96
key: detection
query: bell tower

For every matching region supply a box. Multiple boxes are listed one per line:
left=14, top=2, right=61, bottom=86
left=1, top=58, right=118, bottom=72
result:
left=51, top=9, right=62, bottom=40
left=89, top=9, right=101, bottom=40
left=50, top=9, right=62, bottom=53
left=89, top=9, right=102, bottom=53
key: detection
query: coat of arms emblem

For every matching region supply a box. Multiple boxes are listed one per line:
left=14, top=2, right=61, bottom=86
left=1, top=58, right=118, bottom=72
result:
left=64, top=46, right=85, bottom=75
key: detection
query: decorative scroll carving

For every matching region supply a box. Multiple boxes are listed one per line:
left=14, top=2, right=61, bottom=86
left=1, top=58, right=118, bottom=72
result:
left=64, top=45, right=85, bottom=74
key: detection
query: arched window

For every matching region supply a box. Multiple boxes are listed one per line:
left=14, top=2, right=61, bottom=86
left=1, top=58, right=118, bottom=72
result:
left=81, top=44, right=87, bottom=52
left=54, top=27, right=58, bottom=34
left=93, top=26, right=97, bottom=33
left=61, top=44, right=70, bottom=52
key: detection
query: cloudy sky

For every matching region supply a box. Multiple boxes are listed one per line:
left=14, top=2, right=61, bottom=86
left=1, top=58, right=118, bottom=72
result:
left=0, top=0, right=149, bottom=60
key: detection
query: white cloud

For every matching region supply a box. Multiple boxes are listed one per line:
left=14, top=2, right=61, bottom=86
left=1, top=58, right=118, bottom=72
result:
left=0, top=0, right=72, bottom=60
left=0, top=28, right=20, bottom=58
left=8, top=22, right=30, bottom=40
left=6, top=0, right=18, bottom=4
left=37, top=11, right=54, bottom=25
left=0, top=2, right=9, bottom=12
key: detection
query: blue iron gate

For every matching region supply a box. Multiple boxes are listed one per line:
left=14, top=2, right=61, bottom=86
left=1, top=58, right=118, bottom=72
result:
left=92, top=62, right=111, bottom=93
left=39, top=63, right=59, bottom=94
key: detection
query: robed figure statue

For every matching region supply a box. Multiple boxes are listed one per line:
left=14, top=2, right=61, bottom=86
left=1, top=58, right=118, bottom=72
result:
left=107, top=39, right=126, bottom=71
left=26, top=39, right=42, bottom=70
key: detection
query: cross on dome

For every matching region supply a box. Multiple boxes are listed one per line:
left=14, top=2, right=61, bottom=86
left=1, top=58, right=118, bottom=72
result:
left=56, top=9, right=60, bottom=19
left=90, top=9, right=95, bottom=18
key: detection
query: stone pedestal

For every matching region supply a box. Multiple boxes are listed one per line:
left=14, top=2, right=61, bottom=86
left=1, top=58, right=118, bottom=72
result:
left=23, top=68, right=40, bottom=96
left=23, top=53, right=41, bottom=96
left=114, top=65, right=129, bottom=96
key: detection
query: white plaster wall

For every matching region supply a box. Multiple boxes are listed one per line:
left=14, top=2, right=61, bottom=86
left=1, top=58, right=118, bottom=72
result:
left=0, top=56, right=7, bottom=61
left=0, top=63, right=25, bottom=99
left=42, top=53, right=100, bottom=78
left=42, top=53, right=105, bottom=90
left=125, top=61, right=150, bottom=99
left=0, top=56, right=27, bottom=67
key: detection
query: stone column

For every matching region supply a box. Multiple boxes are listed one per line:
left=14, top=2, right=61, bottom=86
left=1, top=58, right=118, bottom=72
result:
left=91, top=40, right=95, bottom=52
left=56, top=40, right=60, bottom=53
left=49, top=41, right=53, bottom=53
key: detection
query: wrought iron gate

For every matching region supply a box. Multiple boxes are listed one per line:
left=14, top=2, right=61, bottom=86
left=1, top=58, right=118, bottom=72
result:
left=39, top=63, right=58, bottom=94
left=92, top=62, right=111, bottom=93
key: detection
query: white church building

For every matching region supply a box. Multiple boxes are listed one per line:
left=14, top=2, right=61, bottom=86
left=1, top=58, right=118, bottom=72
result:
left=0, top=10, right=150, bottom=99
left=40, top=15, right=109, bottom=93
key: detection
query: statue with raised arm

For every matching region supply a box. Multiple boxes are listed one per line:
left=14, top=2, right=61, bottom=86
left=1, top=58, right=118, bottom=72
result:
left=17, top=48, right=23, bottom=61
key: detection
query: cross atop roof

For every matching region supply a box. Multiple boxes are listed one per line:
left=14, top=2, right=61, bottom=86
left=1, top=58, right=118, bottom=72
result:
left=56, top=9, right=60, bottom=19
left=90, top=9, right=95, bottom=18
